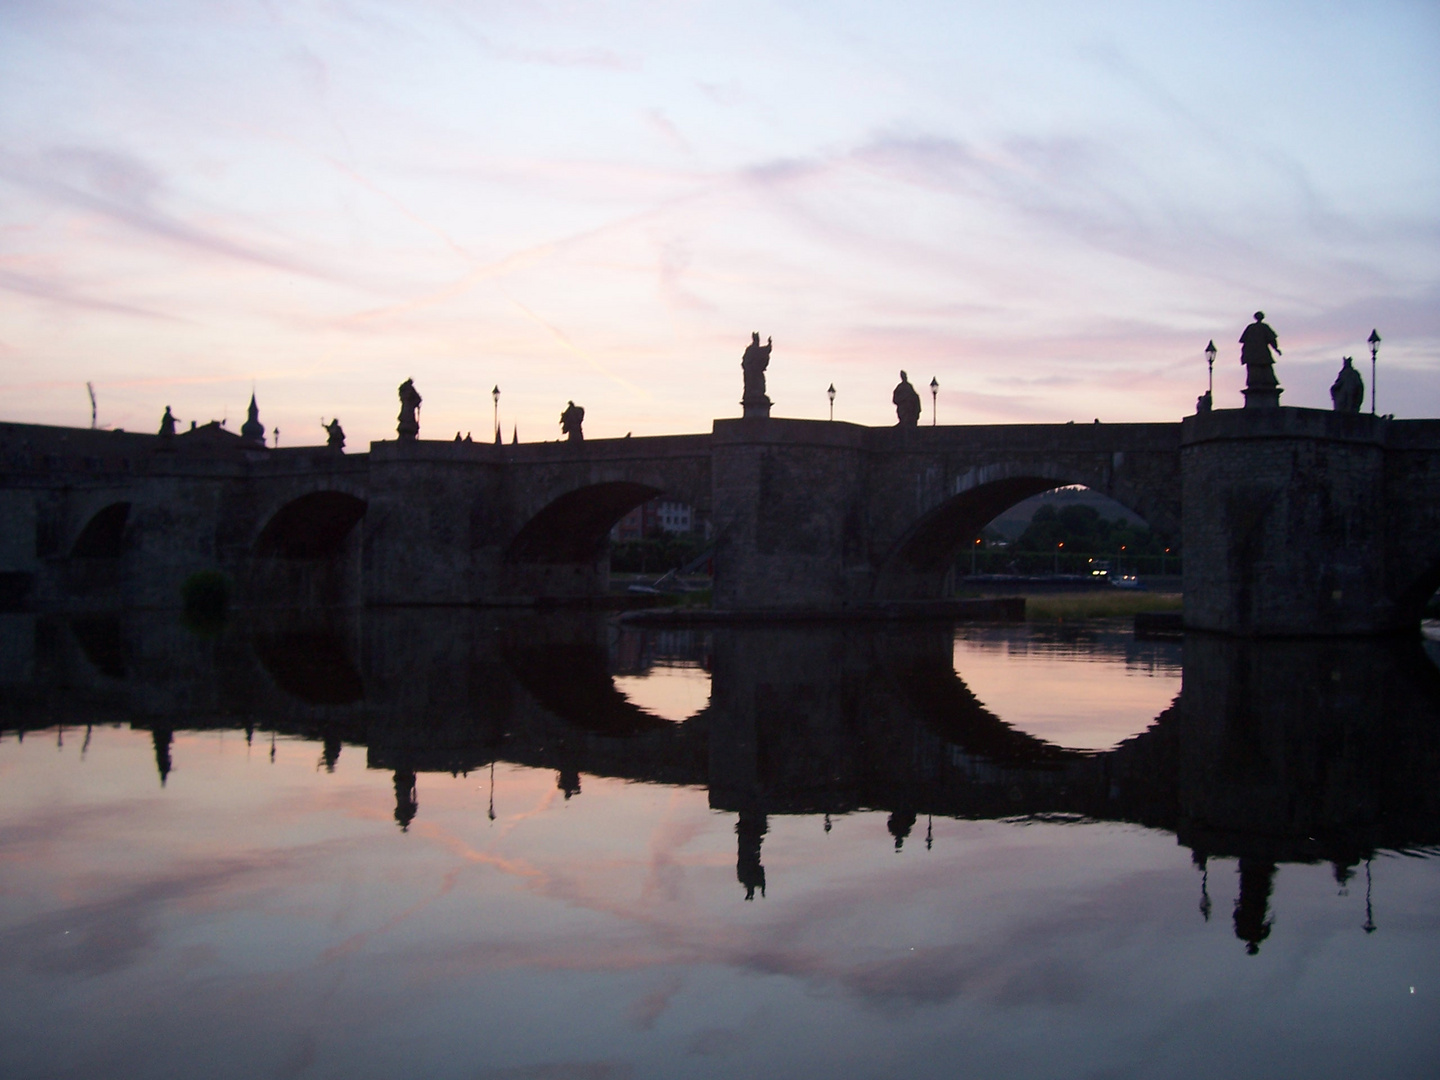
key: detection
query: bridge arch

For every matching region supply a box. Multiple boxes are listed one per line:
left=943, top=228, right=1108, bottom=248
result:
left=501, top=481, right=669, bottom=599
left=71, top=501, right=131, bottom=558
left=505, top=481, right=662, bottom=565
left=254, top=491, right=367, bottom=559
left=874, top=474, right=1160, bottom=600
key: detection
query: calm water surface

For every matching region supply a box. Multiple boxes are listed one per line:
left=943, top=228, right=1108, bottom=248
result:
left=2, top=612, right=1439, bottom=1079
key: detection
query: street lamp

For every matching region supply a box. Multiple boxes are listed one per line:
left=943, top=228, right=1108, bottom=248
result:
left=1055, top=540, right=1063, bottom=574
left=1368, top=329, right=1381, bottom=416
left=1205, top=339, right=1216, bottom=398
left=971, top=536, right=981, bottom=575
left=929, top=377, right=939, bottom=426
left=492, top=385, right=501, bottom=443
left=827, top=383, right=836, bottom=421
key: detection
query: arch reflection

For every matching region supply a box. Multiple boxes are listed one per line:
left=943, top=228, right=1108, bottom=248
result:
left=7, top=609, right=1440, bottom=956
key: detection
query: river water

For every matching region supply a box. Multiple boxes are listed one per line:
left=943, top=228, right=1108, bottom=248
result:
left=2, top=611, right=1439, bottom=1078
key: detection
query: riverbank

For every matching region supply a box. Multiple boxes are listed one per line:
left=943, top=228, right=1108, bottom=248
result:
left=1022, top=591, right=1182, bottom=621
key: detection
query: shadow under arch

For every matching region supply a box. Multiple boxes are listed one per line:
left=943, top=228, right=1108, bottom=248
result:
left=254, top=491, right=367, bottom=559
left=503, top=636, right=695, bottom=737
left=505, top=481, right=662, bottom=565
left=71, top=501, right=131, bottom=558
left=253, top=630, right=365, bottom=705
left=873, top=475, right=1156, bottom=600
left=871, top=626, right=1088, bottom=768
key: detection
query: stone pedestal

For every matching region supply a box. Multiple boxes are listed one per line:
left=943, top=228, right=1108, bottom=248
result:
left=741, top=397, right=771, bottom=420
left=1181, top=407, right=1391, bottom=635
left=1242, top=387, right=1282, bottom=409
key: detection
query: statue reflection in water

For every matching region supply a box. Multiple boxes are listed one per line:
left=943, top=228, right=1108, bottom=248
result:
left=737, top=812, right=767, bottom=901
left=1233, top=859, right=1276, bottom=955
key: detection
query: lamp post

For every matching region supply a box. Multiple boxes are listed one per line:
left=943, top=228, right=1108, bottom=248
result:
left=827, top=383, right=836, bottom=421
left=1205, top=339, right=1216, bottom=398
left=1055, top=541, right=1063, bottom=574
left=972, top=536, right=981, bottom=575
left=492, top=385, right=500, bottom=442
left=1368, top=329, right=1381, bottom=416
left=929, top=377, right=939, bottom=426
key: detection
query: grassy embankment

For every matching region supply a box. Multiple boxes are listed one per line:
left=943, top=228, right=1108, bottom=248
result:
left=1022, top=590, right=1182, bottom=621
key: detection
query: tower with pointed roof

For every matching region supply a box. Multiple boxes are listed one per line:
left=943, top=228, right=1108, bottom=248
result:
left=240, top=393, right=266, bottom=445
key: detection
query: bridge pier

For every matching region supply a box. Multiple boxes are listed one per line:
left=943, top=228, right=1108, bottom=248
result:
left=1181, top=408, right=1395, bottom=636
left=711, top=419, right=871, bottom=610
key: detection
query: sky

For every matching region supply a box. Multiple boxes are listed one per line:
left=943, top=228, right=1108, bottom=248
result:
left=1, top=0, right=1436, bottom=446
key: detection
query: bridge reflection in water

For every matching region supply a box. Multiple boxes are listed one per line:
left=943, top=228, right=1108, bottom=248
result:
left=4, top=609, right=1440, bottom=956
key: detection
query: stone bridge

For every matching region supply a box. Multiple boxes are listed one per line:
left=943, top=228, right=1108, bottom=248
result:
left=4, top=404, right=1440, bottom=634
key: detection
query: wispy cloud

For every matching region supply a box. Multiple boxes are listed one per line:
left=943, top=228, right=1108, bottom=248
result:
left=0, top=147, right=341, bottom=281
left=0, top=267, right=181, bottom=321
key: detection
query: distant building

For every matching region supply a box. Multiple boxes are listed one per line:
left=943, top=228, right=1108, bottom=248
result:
left=656, top=501, right=691, bottom=533
left=610, top=499, right=695, bottom=540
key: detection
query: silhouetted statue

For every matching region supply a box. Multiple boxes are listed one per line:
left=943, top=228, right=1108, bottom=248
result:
left=557, top=769, right=581, bottom=799
left=321, top=734, right=341, bottom=773
left=1330, top=356, right=1364, bottom=413
left=393, top=769, right=418, bottom=831
left=736, top=811, right=767, bottom=900
left=1196, top=391, right=1212, bottom=414
left=1239, top=311, right=1282, bottom=407
left=323, top=418, right=345, bottom=451
left=397, top=378, right=421, bottom=441
left=158, top=406, right=177, bottom=438
left=741, top=332, right=772, bottom=417
left=560, top=400, right=585, bottom=442
left=1234, top=858, right=1276, bottom=955
left=893, top=371, right=922, bottom=427
left=887, top=809, right=917, bottom=851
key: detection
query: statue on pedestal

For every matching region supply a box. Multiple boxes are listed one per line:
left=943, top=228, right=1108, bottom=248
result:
left=158, top=406, right=177, bottom=439
left=1239, top=312, right=1282, bottom=408
left=1330, top=357, right=1364, bottom=413
left=323, top=418, right=346, bottom=451
left=560, top=400, right=585, bottom=441
left=893, top=371, right=922, bottom=427
left=397, top=379, right=421, bottom=441
left=741, top=332, right=772, bottom=418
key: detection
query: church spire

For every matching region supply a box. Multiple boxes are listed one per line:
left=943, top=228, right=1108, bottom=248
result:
left=240, top=392, right=266, bottom=444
